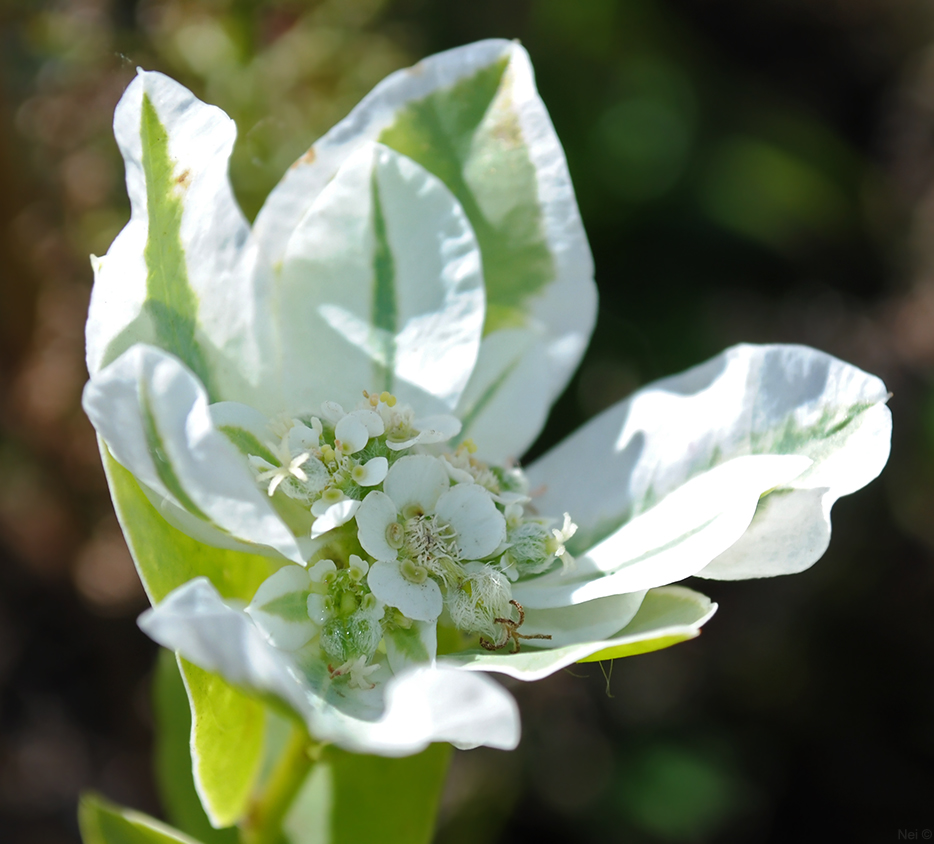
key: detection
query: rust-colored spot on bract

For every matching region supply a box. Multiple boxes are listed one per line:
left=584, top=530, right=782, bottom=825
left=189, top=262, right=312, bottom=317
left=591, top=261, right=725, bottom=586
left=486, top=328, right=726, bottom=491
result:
left=175, top=168, right=192, bottom=189
left=291, top=147, right=317, bottom=169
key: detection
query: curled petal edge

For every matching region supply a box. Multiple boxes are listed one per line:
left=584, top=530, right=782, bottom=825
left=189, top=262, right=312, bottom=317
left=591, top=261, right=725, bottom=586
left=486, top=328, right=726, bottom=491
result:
left=139, top=577, right=520, bottom=756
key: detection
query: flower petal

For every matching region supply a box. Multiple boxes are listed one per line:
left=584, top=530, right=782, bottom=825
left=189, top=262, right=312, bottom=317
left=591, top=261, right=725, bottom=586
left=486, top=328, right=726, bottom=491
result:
left=434, top=483, right=506, bottom=561
left=384, top=620, right=437, bottom=673
left=140, top=578, right=519, bottom=755
left=351, top=409, right=386, bottom=437
left=354, top=456, right=389, bottom=487
left=253, top=41, right=596, bottom=459
left=385, top=415, right=462, bottom=451
left=86, top=70, right=269, bottom=410
left=309, top=499, right=361, bottom=540
left=443, top=585, right=715, bottom=681
left=384, top=454, right=450, bottom=515
left=519, top=591, right=648, bottom=648
left=356, top=491, right=400, bottom=561
left=83, top=344, right=305, bottom=563
left=526, top=343, right=892, bottom=580
left=368, top=560, right=443, bottom=622
left=377, top=666, right=520, bottom=753
left=335, top=414, right=370, bottom=454
left=246, top=565, right=315, bottom=651
left=515, top=454, right=810, bottom=608
left=411, top=415, right=462, bottom=444
left=273, top=142, right=484, bottom=414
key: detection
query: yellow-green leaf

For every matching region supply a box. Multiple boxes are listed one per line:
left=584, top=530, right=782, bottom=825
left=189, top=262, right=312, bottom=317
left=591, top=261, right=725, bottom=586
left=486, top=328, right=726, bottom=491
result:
left=102, top=447, right=272, bottom=604
left=78, top=793, right=203, bottom=844
left=152, top=650, right=240, bottom=844
left=284, top=744, right=452, bottom=844
left=178, top=658, right=266, bottom=829
left=104, top=448, right=272, bottom=827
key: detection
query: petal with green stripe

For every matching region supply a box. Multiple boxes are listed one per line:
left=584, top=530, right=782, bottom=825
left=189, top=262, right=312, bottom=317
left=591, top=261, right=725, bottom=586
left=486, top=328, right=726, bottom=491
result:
left=514, top=454, right=811, bottom=609
left=443, top=586, right=716, bottom=681
left=139, top=577, right=521, bottom=756
left=246, top=565, right=316, bottom=652
left=526, top=343, right=892, bottom=581
left=83, top=344, right=306, bottom=564
left=86, top=70, right=270, bottom=409
left=275, top=142, right=484, bottom=414
left=384, top=619, right=437, bottom=674
left=253, top=40, right=596, bottom=461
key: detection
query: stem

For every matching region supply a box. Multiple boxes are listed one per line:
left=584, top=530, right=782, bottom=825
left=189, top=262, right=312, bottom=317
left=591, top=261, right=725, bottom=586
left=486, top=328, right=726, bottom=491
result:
left=242, top=724, right=321, bottom=844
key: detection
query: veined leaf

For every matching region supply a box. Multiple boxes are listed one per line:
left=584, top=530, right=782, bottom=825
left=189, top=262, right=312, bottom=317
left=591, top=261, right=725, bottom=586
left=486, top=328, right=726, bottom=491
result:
left=137, top=92, right=213, bottom=394
left=276, top=142, right=485, bottom=416
left=378, top=58, right=552, bottom=330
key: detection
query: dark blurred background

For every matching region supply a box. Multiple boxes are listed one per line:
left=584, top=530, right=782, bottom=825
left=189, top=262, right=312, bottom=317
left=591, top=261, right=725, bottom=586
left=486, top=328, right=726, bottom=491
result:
left=1, top=1, right=933, bottom=842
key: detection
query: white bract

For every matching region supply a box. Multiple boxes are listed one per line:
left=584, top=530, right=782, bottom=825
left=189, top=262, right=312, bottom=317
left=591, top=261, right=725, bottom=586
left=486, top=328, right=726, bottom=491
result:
left=83, top=40, right=892, bottom=759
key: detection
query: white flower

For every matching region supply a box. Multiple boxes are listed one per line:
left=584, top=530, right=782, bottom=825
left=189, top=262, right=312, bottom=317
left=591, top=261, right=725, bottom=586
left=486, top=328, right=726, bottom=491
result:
left=85, top=40, right=892, bottom=760
left=356, top=454, right=507, bottom=625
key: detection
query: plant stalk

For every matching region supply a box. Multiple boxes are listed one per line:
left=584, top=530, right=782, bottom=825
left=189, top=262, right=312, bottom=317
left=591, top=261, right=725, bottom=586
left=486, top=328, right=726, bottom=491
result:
left=242, top=724, right=320, bottom=844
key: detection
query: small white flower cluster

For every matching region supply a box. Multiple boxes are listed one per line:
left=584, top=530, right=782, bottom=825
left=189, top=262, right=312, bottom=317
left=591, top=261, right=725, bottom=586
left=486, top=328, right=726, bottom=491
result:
left=242, top=391, right=577, bottom=687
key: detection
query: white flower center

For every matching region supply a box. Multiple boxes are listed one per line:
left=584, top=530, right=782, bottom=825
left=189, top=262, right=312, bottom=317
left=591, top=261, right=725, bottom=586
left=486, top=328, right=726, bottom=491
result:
left=402, top=514, right=457, bottom=567
left=241, top=391, right=578, bottom=691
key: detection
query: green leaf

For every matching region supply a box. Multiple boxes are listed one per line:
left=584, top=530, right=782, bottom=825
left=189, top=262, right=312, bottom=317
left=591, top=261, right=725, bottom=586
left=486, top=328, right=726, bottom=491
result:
left=284, top=744, right=453, bottom=844
left=152, top=650, right=240, bottom=844
left=103, top=447, right=271, bottom=827
left=178, top=658, right=266, bottom=829
left=78, top=793, right=203, bottom=844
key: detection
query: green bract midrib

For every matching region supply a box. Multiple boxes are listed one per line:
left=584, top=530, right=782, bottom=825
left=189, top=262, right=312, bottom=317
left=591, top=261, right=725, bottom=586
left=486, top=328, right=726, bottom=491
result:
left=219, top=425, right=278, bottom=465
left=568, top=400, right=880, bottom=556
left=139, top=92, right=214, bottom=396
left=370, top=168, right=397, bottom=393
left=377, top=57, right=555, bottom=335
left=140, top=380, right=211, bottom=522
left=260, top=591, right=312, bottom=623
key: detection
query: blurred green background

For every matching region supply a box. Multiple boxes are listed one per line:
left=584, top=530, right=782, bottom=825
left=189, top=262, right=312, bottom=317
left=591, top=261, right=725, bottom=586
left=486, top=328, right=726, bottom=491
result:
left=1, top=1, right=933, bottom=842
